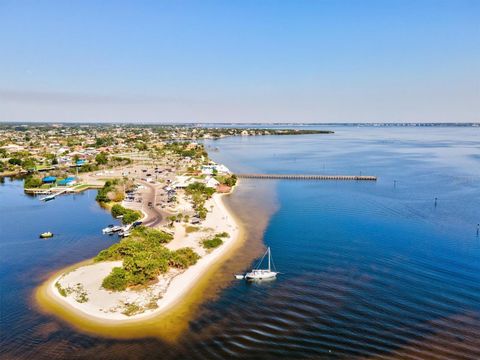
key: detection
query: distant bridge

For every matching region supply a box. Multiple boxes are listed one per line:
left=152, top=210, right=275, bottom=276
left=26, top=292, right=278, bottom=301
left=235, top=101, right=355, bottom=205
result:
left=236, top=174, right=377, bottom=181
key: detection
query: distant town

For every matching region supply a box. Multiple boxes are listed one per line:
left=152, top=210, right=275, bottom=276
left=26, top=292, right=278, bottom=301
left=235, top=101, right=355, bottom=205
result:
left=0, top=124, right=332, bottom=179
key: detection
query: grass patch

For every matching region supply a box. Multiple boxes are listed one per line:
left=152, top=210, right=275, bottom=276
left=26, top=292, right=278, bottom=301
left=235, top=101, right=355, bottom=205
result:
left=73, top=283, right=89, bottom=303
left=185, top=225, right=199, bottom=234
left=55, top=281, right=67, bottom=297
left=202, top=236, right=223, bottom=249
left=122, top=303, right=143, bottom=316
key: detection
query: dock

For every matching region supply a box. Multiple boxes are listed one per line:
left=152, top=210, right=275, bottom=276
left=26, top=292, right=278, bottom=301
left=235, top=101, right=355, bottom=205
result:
left=236, top=174, right=377, bottom=181
left=39, top=188, right=69, bottom=201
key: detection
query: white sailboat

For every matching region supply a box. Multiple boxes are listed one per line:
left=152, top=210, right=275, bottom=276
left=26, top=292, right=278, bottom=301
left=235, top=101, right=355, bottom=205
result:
left=244, top=247, right=278, bottom=280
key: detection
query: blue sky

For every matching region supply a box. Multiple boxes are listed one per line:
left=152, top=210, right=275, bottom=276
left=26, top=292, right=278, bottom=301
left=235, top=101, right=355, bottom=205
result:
left=0, top=0, right=478, bottom=123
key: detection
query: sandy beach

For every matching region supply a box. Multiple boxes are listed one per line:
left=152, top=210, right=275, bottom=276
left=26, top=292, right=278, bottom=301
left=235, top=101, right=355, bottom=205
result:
left=38, top=189, right=242, bottom=324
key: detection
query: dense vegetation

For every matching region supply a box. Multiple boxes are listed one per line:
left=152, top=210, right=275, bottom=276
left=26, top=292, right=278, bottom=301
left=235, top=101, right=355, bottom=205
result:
left=216, top=174, right=237, bottom=187
left=95, top=152, right=108, bottom=165
left=77, top=163, right=99, bottom=173
left=23, top=175, right=43, bottom=188
left=111, top=204, right=142, bottom=224
left=162, top=142, right=208, bottom=160
left=95, top=226, right=198, bottom=291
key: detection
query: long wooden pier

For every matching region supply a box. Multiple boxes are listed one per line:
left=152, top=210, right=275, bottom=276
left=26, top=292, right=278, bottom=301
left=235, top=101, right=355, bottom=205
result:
left=236, top=174, right=377, bottom=181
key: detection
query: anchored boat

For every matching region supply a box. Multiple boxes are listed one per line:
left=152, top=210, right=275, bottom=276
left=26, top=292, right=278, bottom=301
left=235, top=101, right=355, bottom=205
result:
left=244, top=247, right=278, bottom=281
left=39, top=232, right=53, bottom=239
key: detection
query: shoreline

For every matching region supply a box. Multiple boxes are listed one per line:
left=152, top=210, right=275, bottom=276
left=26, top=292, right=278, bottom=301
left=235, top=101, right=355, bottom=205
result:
left=35, top=184, right=246, bottom=337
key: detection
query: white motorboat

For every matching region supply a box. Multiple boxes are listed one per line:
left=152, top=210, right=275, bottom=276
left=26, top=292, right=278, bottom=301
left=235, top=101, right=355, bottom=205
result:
left=245, top=247, right=278, bottom=281
left=102, top=225, right=114, bottom=234
left=102, top=225, right=122, bottom=234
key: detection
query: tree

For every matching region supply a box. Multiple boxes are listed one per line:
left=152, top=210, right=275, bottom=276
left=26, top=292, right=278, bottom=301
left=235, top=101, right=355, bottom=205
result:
left=21, top=158, right=36, bottom=170
left=102, top=267, right=128, bottom=291
left=95, top=152, right=108, bottom=165
left=24, top=176, right=42, bottom=188
left=135, top=142, right=148, bottom=151
left=8, top=158, right=22, bottom=166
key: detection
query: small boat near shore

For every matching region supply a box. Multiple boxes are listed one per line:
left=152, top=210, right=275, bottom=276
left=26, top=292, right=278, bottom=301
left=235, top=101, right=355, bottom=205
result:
left=40, top=194, right=56, bottom=202
left=103, top=223, right=133, bottom=235
left=102, top=225, right=122, bottom=234
left=39, top=232, right=53, bottom=239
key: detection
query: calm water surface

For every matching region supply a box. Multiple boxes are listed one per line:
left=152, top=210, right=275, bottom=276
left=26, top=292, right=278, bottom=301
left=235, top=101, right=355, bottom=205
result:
left=1, top=126, right=480, bottom=359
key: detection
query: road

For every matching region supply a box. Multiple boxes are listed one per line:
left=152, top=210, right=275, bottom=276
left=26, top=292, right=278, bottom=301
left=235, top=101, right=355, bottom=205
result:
left=137, top=180, right=168, bottom=228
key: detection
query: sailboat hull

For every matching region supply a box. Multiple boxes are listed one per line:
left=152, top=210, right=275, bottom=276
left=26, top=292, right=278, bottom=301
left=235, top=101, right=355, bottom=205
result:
left=245, top=270, right=278, bottom=280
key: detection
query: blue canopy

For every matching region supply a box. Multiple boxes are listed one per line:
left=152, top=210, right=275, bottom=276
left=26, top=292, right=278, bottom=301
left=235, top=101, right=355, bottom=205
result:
left=58, top=177, right=76, bottom=186
left=42, top=176, right=56, bottom=183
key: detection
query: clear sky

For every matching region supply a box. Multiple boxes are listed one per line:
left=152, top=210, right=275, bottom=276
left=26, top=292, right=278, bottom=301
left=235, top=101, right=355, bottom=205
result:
left=0, top=0, right=479, bottom=123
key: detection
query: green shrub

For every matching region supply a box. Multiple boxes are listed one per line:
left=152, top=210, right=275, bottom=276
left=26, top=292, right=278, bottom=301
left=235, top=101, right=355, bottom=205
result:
left=110, top=204, right=142, bottom=224
left=8, top=158, right=22, bottom=166
left=111, top=204, right=125, bottom=218
left=95, top=152, right=108, bottom=165
left=216, top=174, right=237, bottom=187
left=122, top=303, right=142, bottom=316
left=197, top=206, right=207, bottom=219
left=186, top=182, right=216, bottom=198
left=122, top=211, right=141, bottom=224
left=55, top=281, right=67, bottom=297
left=202, top=236, right=223, bottom=249
left=78, top=163, right=99, bottom=173
left=131, top=226, right=173, bottom=244
left=102, top=267, right=129, bottom=291
left=169, top=248, right=200, bottom=268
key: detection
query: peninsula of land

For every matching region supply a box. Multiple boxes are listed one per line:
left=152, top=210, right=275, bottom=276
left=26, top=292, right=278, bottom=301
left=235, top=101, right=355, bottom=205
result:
left=0, top=124, right=334, bottom=326
left=37, top=142, right=242, bottom=321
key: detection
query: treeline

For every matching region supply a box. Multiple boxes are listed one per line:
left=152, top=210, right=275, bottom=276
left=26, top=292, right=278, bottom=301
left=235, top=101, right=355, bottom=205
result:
left=162, top=142, right=208, bottom=160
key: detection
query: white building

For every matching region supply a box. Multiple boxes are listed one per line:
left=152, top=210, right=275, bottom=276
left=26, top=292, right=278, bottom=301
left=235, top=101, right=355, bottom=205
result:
left=172, top=176, right=195, bottom=189
left=201, top=163, right=231, bottom=175
left=205, top=176, right=220, bottom=188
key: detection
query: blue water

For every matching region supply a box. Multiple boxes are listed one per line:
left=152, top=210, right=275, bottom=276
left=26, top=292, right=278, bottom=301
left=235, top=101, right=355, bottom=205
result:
left=1, top=126, right=480, bottom=359
left=0, top=180, right=122, bottom=357
left=198, top=126, right=480, bottom=358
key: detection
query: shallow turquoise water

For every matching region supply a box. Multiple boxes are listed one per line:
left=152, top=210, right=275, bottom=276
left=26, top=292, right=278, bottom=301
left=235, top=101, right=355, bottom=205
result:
left=1, top=126, right=480, bottom=359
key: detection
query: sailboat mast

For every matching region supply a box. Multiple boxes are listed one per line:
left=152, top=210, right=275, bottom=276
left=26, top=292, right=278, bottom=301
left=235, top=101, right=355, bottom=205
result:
left=268, top=247, right=271, bottom=271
